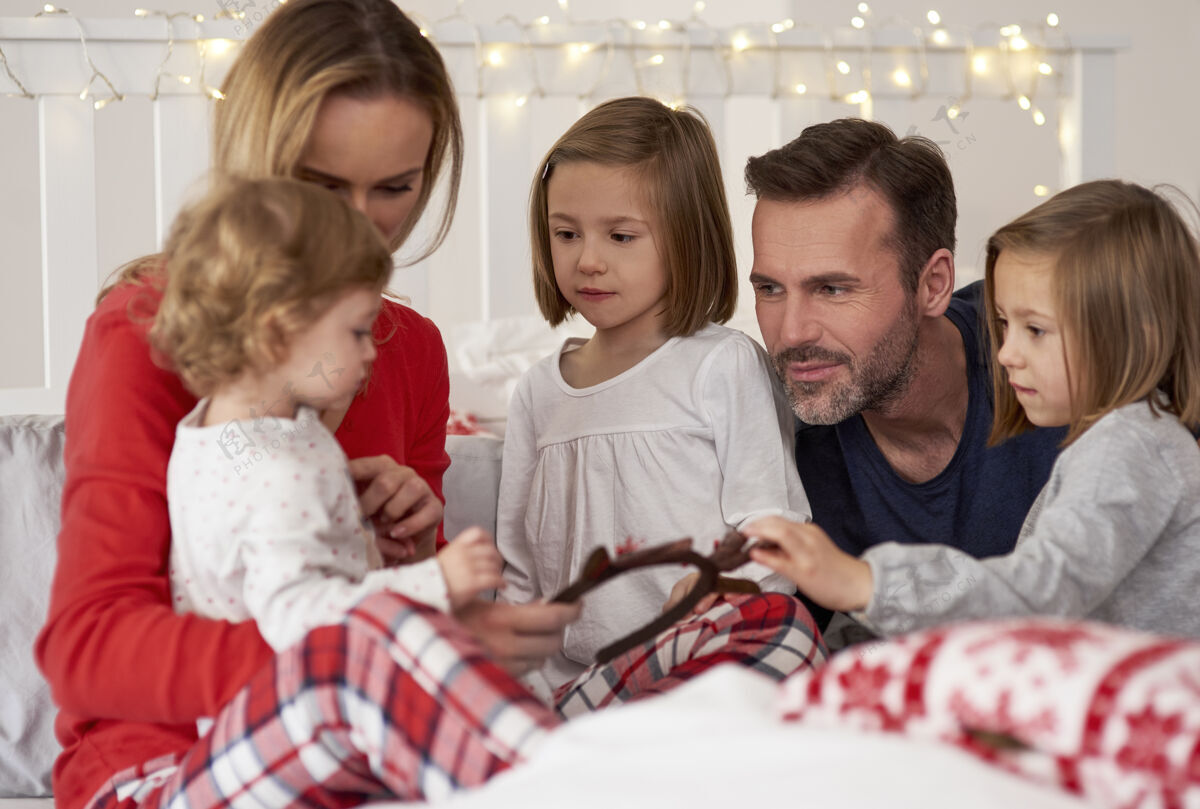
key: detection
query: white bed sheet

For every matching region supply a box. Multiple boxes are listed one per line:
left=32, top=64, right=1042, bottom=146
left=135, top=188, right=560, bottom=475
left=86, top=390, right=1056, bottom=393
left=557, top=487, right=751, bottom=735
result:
left=411, top=665, right=1096, bottom=809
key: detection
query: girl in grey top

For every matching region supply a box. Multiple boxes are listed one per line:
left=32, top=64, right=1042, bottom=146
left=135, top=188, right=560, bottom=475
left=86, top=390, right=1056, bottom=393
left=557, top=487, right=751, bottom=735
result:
left=746, top=179, right=1200, bottom=639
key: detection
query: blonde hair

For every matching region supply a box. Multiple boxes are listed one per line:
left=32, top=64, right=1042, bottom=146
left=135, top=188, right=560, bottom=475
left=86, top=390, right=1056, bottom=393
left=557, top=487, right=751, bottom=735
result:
left=529, top=96, right=737, bottom=337
left=985, top=179, right=1200, bottom=447
left=150, top=177, right=392, bottom=398
left=100, top=0, right=462, bottom=302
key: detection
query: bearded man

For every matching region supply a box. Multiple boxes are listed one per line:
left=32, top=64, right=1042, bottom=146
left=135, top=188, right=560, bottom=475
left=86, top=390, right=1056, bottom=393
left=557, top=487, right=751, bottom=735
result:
left=743, top=119, right=1063, bottom=630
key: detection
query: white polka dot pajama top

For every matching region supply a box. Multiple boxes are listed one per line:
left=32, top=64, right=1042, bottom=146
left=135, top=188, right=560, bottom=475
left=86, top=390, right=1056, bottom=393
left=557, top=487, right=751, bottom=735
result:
left=166, top=401, right=448, bottom=652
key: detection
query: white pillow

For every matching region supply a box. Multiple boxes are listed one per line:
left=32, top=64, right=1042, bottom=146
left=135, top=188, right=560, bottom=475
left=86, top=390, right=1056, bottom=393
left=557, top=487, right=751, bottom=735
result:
left=0, top=416, right=65, bottom=797
left=447, top=316, right=592, bottom=426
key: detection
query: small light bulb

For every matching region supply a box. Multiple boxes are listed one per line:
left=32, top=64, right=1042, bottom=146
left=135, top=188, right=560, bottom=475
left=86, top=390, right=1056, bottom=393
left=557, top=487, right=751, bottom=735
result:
left=693, top=1, right=705, bottom=12
left=79, top=88, right=88, bottom=100
left=1018, top=95, right=1031, bottom=110
left=794, top=82, right=808, bottom=94
left=134, top=7, right=148, bottom=15
left=771, top=22, right=785, bottom=33
left=558, top=0, right=568, bottom=9
left=192, top=13, right=204, bottom=21
left=783, top=18, right=795, bottom=29
left=206, top=38, right=235, bottom=56
left=932, top=28, right=949, bottom=45
left=1032, top=109, right=1046, bottom=126
left=514, top=95, right=528, bottom=107
left=419, top=27, right=428, bottom=37
left=209, top=87, right=226, bottom=100
left=892, top=68, right=912, bottom=86
left=857, top=2, right=870, bottom=13
left=649, top=53, right=665, bottom=65
left=851, top=16, right=865, bottom=28
left=732, top=34, right=750, bottom=52
left=94, top=98, right=111, bottom=110
left=1010, top=35, right=1029, bottom=50
left=535, top=15, right=549, bottom=25
left=1034, top=184, right=1050, bottom=197
left=658, top=19, right=671, bottom=29
left=946, top=104, right=960, bottom=119
left=44, top=4, right=57, bottom=12
left=1000, top=24, right=1021, bottom=37
left=634, top=19, right=647, bottom=30
left=487, top=49, right=503, bottom=67
left=1046, top=12, right=1059, bottom=27
left=1038, top=62, right=1053, bottom=75
left=972, top=54, right=988, bottom=73
left=177, top=75, right=191, bottom=84
left=926, top=9, right=941, bottom=25
left=837, top=60, right=851, bottom=74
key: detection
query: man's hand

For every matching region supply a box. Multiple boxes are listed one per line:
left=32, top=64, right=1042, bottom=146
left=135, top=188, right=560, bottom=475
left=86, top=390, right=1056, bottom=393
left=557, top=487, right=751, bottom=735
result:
left=348, top=455, right=442, bottom=563
left=455, top=600, right=581, bottom=676
left=745, top=516, right=874, bottom=612
left=662, top=572, right=720, bottom=617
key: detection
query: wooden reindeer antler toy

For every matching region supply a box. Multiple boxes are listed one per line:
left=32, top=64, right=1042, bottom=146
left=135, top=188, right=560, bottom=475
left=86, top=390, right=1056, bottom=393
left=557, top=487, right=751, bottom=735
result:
left=550, top=530, right=765, bottom=664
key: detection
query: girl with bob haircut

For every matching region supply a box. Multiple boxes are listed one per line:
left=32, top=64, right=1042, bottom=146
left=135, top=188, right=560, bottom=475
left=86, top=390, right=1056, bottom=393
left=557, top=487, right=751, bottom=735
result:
left=528, top=97, right=736, bottom=336
left=498, top=96, right=822, bottom=711
left=37, top=2, right=581, bottom=808
left=154, top=177, right=503, bottom=654
left=746, top=179, right=1200, bottom=641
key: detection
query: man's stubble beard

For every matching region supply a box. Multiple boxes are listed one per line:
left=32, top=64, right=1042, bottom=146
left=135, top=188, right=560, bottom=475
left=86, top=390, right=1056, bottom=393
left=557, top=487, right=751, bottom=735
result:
left=771, top=296, right=921, bottom=425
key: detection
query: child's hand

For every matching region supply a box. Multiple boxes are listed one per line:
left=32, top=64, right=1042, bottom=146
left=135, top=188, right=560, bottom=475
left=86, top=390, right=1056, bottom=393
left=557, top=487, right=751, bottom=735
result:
left=745, top=516, right=873, bottom=613
left=381, top=533, right=417, bottom=563
left=662, top=572, right=720, bottom=617
left=438, top=527, right=505, bottom=610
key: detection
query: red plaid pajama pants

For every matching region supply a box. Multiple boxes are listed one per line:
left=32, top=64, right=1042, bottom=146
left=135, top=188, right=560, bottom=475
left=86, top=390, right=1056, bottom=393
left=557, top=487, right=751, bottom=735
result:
left=84, top=592, right=559, bottom=809
left=85, top=591, right=823, bottom=809
left=555, top=592, right=827, bottom=717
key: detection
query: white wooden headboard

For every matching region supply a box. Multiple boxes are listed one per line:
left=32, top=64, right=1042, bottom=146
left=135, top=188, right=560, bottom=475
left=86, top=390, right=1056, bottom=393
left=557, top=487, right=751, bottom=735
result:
left=0, top=12, right=1124, bottom=415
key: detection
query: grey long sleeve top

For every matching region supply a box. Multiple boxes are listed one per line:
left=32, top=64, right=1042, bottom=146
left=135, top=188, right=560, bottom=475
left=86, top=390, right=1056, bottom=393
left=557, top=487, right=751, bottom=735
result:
left=856, top=398, right=1200, bottom=639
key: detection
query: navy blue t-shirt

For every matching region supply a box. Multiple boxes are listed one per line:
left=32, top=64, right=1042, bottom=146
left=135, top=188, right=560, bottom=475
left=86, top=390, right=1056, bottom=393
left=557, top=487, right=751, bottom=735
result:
left=794, top=281, right=1064, bottom=564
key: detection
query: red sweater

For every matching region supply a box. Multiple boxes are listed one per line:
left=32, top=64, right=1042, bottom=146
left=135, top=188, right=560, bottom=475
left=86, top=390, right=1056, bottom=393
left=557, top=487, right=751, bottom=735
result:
left=34, top=279, right=451, bottom=809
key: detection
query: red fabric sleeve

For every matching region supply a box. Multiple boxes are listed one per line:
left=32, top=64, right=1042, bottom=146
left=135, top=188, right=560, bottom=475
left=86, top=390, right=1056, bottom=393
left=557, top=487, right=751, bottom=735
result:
left=35, top=283, right=274, bottom=724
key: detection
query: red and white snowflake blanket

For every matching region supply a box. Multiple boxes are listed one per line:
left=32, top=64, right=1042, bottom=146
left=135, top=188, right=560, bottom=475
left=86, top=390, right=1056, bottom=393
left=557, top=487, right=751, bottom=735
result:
left=779, top=618, right=1200, bottom=808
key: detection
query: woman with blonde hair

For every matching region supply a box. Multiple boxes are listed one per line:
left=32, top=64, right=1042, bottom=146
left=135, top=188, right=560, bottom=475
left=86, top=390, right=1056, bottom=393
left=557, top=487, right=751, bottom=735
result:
left=36, top=2, right=578, bottom=807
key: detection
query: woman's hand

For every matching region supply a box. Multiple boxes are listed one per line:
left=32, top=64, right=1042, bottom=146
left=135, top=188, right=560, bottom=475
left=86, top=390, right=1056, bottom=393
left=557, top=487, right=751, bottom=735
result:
left=454, top=600, right=581, bottom=676
left=745, top=516, right=874, bottom=613
left=348, top=455, right=443, bottom=563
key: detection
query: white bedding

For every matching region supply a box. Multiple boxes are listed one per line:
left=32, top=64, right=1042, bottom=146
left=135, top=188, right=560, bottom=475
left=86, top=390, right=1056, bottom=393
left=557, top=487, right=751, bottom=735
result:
left=412, top=665, right=1095, bottom=809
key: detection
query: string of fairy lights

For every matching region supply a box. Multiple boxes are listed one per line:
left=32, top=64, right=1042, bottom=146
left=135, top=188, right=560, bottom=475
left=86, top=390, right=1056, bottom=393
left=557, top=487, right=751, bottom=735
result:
left=0, top=0, right=1075, bottom=195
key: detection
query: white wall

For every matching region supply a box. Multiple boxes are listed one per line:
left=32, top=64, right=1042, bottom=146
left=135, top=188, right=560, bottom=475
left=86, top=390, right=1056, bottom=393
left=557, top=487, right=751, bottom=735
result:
left=34, top=0, right=1199, bottom=196
left=0, top=0, right=1192, bottom=417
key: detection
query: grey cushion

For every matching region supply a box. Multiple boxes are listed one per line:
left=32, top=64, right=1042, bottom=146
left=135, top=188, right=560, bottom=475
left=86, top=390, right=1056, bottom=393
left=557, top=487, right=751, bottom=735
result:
left=444, top=434, right=504, bottom=542
left=0, top=420, right=504, bottom=798
left=0, top=416, right=64, bottom=798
